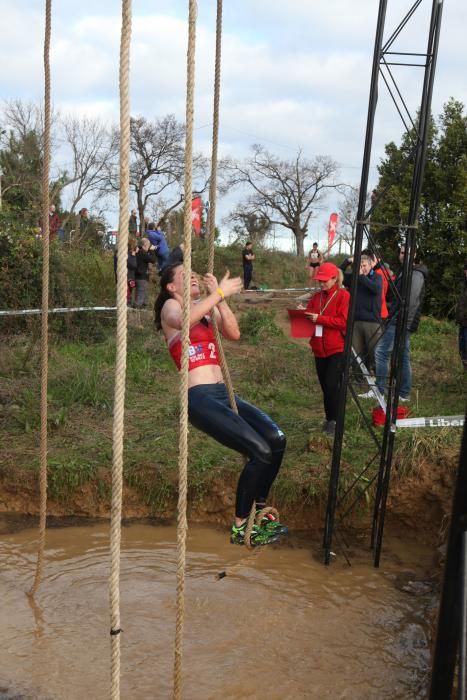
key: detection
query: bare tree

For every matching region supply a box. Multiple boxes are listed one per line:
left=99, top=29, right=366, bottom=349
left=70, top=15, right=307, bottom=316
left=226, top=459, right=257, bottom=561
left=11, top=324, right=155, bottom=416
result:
left=337, top=185, right=372, bottom=254
left=224, top=145, right=340, bottom=256
left=0, top=100, right=49, bottom=219
left=57, top=115, right=119, bottom=217
left=1, top=100, right=118, bottom=221
left=224, top=205, right=272, bottom=245
left=109, top=114, right=209, bottom=231
left=1, top=99, right=51, bottom=150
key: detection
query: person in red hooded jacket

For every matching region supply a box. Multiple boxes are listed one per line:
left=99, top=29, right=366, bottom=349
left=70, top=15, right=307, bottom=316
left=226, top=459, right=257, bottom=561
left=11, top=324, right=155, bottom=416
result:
left=298, top=262, right=350, bottom=436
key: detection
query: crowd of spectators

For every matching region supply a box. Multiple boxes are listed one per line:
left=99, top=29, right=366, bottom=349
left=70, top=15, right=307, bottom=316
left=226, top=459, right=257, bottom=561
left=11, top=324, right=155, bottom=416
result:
left=114, top=216, right=171, bottom=309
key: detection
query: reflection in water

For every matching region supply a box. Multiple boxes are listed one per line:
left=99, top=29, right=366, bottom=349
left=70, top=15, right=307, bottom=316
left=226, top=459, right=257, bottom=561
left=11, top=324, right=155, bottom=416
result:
left=0, top=523, right=433, bottom=699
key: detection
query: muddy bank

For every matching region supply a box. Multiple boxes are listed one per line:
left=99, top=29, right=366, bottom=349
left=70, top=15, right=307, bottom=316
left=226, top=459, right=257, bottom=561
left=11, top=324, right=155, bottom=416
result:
left=0, top=448, right=457, bottom=546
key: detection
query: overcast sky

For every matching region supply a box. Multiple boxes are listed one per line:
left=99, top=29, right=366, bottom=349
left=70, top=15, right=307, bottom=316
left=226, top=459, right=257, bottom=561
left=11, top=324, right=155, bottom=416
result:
left=0, top=0, right=465, bottom=250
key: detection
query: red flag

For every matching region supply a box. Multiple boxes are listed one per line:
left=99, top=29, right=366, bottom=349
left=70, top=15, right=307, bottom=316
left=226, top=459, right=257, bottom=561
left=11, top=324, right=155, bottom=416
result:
left=328, top=212, right=338, bottom=250
left=191, top=197, right=202, bottom=237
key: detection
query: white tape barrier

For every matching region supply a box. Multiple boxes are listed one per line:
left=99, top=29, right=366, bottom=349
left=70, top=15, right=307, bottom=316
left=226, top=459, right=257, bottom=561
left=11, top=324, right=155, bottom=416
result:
left=396, top=415, right=464, bottom=428
left=0, top=306, right=118, bottom=317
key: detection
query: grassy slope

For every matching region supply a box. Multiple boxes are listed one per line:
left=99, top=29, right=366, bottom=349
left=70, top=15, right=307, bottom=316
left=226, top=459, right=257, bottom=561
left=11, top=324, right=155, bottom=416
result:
left=0, top=243, right=464, bottom=518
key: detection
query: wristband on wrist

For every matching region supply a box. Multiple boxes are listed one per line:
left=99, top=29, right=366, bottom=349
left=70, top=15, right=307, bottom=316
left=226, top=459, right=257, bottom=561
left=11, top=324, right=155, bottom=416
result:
left=216, top=287, right=225, bottom=302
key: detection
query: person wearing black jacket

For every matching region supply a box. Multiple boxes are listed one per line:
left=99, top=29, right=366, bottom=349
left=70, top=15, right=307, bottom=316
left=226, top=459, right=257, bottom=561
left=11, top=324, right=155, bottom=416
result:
left=375, top=245, right=428, bottom=401
left=242, top=242, right=255, bottom=290
left=339, top=254, right=383, bottom=380
left=113, top=237, right=138, bottom=306
left=135, top=238, right=156, bottom=308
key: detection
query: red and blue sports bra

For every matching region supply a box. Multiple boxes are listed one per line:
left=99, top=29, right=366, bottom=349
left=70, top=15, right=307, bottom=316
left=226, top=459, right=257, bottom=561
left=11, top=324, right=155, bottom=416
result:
left=168, top=317, right=220, bottom=371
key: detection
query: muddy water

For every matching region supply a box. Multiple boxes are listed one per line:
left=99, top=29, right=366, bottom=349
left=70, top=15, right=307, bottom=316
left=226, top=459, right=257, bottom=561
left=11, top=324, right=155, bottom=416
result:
left=0, top=521, right=434, bottom=700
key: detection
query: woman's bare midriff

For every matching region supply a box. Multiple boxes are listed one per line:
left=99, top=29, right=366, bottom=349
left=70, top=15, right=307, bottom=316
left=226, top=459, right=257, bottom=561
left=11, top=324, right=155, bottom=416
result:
left=187, top=364, right=224, bottom=388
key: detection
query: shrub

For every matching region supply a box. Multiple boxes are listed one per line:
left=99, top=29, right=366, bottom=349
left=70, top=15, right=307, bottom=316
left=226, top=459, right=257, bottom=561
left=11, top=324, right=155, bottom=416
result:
left=239, top=308, right=284, bottom=343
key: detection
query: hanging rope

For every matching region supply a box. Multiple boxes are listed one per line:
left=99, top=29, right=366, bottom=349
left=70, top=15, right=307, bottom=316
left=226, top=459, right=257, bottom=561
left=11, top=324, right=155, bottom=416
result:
left=109, top=2, right=132, bottom=699
left=173, top=2, right=197, bottom=699
left=204, top=0, right=260, bottom=551
left=206, top=0, right=223, bottom=277
left=205, top=0, right=237, bottom=413
left=29, top=0, right=52, bottom=599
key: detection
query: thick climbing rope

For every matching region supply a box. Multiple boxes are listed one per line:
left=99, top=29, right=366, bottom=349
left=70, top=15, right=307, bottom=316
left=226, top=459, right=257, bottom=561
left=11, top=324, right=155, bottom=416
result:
left=29, top=0, right=52, bottom=598
left=173, top=3, right=197, bottom=699
left=206, top=0, right=236, bottom=416
left=109, top=2, right=132, bottom=699
left=205, top=0, right=259, bottom=550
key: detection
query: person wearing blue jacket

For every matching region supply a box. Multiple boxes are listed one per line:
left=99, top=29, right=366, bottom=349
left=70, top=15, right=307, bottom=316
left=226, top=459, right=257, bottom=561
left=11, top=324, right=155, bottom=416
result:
left=339, top=254, right=383, bottom=383
left=146, top=222, right=170, bottom=271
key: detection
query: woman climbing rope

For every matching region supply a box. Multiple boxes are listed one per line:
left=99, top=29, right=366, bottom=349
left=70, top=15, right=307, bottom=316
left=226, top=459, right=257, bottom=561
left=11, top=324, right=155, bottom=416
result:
left=154, top=263, right=288, bottom=546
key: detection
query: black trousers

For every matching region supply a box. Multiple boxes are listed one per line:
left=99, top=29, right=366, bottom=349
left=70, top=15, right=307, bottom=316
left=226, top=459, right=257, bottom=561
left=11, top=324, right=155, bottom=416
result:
left=314, top=353, right=344, bottom=422
left=188, top=383, right=286, bottom=518
left=243, top=264, right=253, bottom=290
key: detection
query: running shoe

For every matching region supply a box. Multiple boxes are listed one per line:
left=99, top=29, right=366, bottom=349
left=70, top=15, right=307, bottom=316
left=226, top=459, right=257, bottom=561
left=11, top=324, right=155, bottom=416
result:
left=358, top=390, right=376, bottom=399
left=230, top=522, right=280, bottom=546
left=256, top=510, right=289, bottom=536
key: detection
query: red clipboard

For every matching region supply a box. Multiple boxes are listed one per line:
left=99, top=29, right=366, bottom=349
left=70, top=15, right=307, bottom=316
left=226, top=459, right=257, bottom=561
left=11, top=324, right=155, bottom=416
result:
left=288, top=309, right=313, bottom=338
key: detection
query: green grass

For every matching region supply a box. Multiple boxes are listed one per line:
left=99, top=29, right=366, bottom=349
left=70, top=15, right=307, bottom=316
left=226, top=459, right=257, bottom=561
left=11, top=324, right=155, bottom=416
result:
left=48, top=456, right=98, bottom=502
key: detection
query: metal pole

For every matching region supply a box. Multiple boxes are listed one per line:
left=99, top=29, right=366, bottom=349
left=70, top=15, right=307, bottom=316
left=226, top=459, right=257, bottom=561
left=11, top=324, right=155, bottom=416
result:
left=373, top=0, right=444, bottom=566
left=323, top=0, right=388, bottom=564
left=460, top=530, right=467, bottom=700
left=430, top=410, right=467, bottom=699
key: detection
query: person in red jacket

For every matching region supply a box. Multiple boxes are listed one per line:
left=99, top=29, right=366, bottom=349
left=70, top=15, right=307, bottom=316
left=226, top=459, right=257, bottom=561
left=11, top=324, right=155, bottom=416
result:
left=298, top=262, right=350, bottom=436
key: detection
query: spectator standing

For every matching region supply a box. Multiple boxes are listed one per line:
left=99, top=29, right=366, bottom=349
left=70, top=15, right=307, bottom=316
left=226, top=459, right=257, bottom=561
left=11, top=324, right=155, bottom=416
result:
left=135, top=238, right=157, bottom=308
left=298, top=262, right=350, bottom=436
left=48, top=204, right=61, bottom=239
left=242, top=241, right=255, bottom=290
left=307, top=242, right=323, bottom=287
left=375, top=245, right=428, bottom=401
left=363, top=249, right=390, bottom=322
left=456, top=262, right=467, bottom=371
left=129, top=209, right=138, bottom=236
left=339, top=254, right=383, bottom=384
left=114, top=237, right=138, bottom=306
left=79, top=208, right=89, bottom=234
left=146, top=222, right=170, bottom=272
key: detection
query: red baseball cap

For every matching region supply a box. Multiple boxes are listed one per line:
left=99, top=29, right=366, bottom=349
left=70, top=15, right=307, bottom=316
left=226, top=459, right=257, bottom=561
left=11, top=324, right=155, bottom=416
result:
left=314, top=262, right=339, bottom=281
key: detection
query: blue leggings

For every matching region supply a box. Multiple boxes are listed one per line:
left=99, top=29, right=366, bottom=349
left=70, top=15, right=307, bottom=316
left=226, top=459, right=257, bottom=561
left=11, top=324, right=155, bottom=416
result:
left=188, top=384, right=286, bottom=519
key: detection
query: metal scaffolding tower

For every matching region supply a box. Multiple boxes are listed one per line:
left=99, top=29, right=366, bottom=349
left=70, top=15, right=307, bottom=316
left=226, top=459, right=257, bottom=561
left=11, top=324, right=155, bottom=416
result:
left=322, top=0, right=445, bottom=565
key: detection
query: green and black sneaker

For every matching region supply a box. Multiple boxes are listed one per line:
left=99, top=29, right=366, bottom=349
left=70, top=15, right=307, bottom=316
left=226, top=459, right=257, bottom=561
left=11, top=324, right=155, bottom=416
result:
left=230, top=521, right=280, bottom=547
left=256, top=510, right=289, bottom=537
